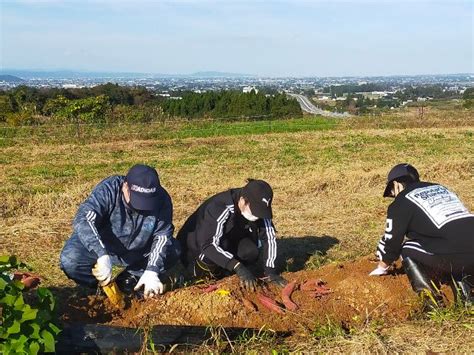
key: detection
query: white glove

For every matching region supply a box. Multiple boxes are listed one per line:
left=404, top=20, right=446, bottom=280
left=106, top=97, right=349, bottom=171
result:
left=369, top=265, right=389, bottom=276
left=134, top=270, right=164, bottom=299
left=92, top=255, right=112, bottom=286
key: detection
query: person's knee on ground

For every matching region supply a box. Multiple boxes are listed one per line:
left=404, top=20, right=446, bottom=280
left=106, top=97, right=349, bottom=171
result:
left=236, top=238, right=259, bottom=265
left=402, top=256, right=443, bottom=310
left=191, top=257, right=225, bottom=280
left=60, top=236, right=98, bottom=288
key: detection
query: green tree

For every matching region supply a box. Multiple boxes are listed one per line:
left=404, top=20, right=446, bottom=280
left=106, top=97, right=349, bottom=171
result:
left=42, top=96, right=70, bottom=116
left=0, top=94, right=16, bottom=122
left=463, top=88, right=474, bottom=108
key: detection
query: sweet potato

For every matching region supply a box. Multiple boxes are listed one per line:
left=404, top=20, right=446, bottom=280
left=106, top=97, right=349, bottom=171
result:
left=202, top=284, right=219, bottom=293
left=13, top=272, right=41, bottom=289
left=257, top=293, right=284, bottom=315
left=308, top=285, right=332, bottom=298
left=301, top=279, right=326, bottom=291
left=281, top=281, right=298, bottom=311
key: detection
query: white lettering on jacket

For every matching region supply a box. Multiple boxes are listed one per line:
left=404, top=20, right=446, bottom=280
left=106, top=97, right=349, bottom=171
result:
left=384, top=218, right=393, bottom=240
left=406, top=185, right=473, bottom=228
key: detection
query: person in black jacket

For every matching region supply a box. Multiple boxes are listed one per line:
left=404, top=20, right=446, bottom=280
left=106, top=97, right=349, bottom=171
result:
left=370, top=163, right=474, bottom=307
left=177, top=179, right=287, bottom=291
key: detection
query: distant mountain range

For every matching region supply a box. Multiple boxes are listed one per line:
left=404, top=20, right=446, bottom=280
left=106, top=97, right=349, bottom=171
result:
left=0, top=69, right=255, bottom=79
left=0, top=74, right=25, bottom=83
left=189, top=71, right=253, bottom=78
left=1, top=69, right=472, bottom=81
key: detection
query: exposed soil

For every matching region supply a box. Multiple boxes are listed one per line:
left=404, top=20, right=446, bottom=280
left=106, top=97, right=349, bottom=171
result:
left=58, top=255, right=453, bottom=333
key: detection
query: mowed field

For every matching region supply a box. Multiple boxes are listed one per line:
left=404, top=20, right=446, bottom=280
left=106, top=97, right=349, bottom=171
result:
left=1, top=107, right=473, bottom=352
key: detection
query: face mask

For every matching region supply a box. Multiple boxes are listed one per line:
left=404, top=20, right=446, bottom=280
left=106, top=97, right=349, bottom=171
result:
left=242, top=209, right=259, bottom=222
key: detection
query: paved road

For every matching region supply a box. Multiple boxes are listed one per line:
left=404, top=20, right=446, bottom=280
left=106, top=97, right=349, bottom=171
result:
left=288, top=93, right=350, bottom=118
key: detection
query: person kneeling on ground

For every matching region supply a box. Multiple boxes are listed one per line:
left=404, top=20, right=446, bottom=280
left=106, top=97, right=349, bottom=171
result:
left=370, top=163, right=474, bottom=309
left=60, top=164, right=181, bottom=299
left=177, top=179, right=287, bottom=291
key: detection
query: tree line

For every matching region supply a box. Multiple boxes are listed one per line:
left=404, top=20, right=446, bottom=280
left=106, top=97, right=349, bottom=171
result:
left=161, top=90, right=301, bottom=119
left=0, top=84, right=302, bottom=125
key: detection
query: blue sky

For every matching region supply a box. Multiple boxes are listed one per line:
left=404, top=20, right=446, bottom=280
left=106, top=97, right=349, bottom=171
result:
left=1, top=0, right=472, bottom=76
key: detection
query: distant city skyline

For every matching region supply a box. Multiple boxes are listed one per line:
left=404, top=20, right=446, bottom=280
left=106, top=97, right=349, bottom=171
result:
left=1, top=0, right=472, bottom=77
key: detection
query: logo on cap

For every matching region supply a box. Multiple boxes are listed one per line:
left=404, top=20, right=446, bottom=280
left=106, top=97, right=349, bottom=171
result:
left=262, top=197, right=271, bottom=207
left=130, top=184, right=156, bottom=194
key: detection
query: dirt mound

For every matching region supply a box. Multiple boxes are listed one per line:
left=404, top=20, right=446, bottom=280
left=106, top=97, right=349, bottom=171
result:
left=59, top=256, right=428, bottom=332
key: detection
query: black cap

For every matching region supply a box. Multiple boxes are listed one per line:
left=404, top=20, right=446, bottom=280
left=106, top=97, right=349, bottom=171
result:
left=242, top=179, right=273, bottom=219
left=125, top=164, right=164, bottom=211
left=383, top=163, right=420, bottom=197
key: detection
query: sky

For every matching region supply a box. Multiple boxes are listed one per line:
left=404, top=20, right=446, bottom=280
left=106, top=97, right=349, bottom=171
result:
left=1, top=0, right=472, bottom=77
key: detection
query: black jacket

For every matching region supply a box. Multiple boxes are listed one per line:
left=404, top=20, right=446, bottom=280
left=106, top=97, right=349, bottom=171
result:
left=377, top=182, right=474, bottom=264
left=177, top=188, right=278, bottom=273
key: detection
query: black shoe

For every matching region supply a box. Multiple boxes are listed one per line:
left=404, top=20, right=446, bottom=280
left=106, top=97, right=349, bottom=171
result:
left=454, top=280, right=474, bottom=306
left=115, top=271, right=140, bottom=295
left=402, top=257, right=443, bottom=311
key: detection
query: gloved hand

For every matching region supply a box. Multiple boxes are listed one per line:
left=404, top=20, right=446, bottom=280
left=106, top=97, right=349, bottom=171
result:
left=92, top=255, right=112, bottom=286
left=264, top=270, right=288, bottom=287
left=234, top=263, right=257, bottom=292
left=134, top=270, right=164, bottom=299
left=369, top=262, right=390, bottom=276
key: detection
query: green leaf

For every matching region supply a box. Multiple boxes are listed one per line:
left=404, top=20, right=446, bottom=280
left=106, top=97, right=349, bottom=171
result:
left=48, top=322, right=61, bottom=336
left=37, top=287, right=55, bottom=311
left=7, top=320, right=21, bottom=334
left=10, top=334, right=28, bottom=351
left=29, top=341, right=40, bottom=355
left=21, top=305, right=38, bottom=321
left=0, top=276, right=8, bottom=290
left=36, top=309, right=52, bottom=324
left=13, top=279, right=25, bottom=291
left=0, top=343, right=9, bottom=353
left=13, top=293, right=25, bottom=309
left=0, top=255, right=10, bottom=264
left=0, top=292, right=17, bottom=306
left=40, top=329, right=55, bottom=352
left=28, top=323, right=41, bottom=339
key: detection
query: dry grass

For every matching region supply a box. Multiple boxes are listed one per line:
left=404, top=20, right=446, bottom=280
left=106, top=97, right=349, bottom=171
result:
left=0, top=106, right=473, bottom=352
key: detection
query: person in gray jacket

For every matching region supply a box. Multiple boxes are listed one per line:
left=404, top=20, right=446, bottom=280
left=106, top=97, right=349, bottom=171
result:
left=60, top=164, right=180, bottom=298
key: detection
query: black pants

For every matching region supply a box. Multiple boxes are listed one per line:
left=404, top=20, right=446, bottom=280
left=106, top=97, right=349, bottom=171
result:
left=401, top=247, right=474, bottom=282
left=190, top=237, right=259, bottom=278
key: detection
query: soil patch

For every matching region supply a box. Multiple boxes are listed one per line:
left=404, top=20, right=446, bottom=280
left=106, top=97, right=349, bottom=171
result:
left=58, top=256, right=432, bottom=332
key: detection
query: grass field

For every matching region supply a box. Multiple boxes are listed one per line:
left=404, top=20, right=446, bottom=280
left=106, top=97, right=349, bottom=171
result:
left=1, top=106, right=473, bottom=352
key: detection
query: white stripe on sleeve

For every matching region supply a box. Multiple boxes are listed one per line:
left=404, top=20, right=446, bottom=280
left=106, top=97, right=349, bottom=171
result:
left=86, top=211, right=105, bottom=249
left=264, top=219, right=277, bottom=268
left=211, top=206, right=234, bottom=259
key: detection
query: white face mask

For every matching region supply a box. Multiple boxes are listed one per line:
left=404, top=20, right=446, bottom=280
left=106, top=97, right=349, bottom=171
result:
left=242, top=209, right=259, bottom=222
